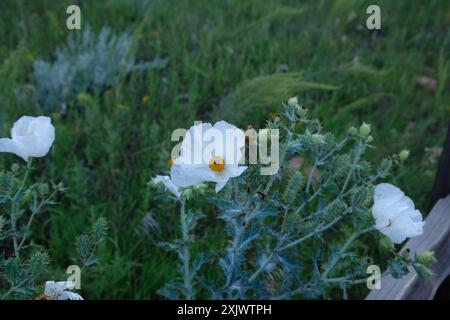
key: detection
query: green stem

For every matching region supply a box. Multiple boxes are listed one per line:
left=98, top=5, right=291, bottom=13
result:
left=249, top=210, right=350, bottom=282
left=321, top=226, right=374, bottom=279
left=180, top=197, right=193, bottom=300
left=10, top=160, right=33, bottom=258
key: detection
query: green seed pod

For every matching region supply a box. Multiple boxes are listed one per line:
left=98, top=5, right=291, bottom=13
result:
left=351, top=185, right=374, bottom=208
left=322, top=199, right=347, bottom=222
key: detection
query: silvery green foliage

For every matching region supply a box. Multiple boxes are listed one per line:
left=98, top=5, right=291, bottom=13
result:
left=158, top=102, right=431, bottom=299
left=32, top=26, right=167, bottom=111
left=0, top=163, right=107, bottom=299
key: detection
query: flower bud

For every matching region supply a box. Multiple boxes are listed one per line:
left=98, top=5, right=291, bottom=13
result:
left=348, top=126, right=358, bottom=136
left=183, top=188, right=193, bottom=200
left=366, top=135, right=373, bottom=143
left=359, top=122, right=371, bottom=137
left=11, top=163, right=20, bottom=174
left=295, top=106, right=307, bottom=119
left=57, top=182, right=65, bottom=192
left=193, top=183, right=207, bottom=194
left=415, top=265, right=434, bottom=279
left=399, top=149, right=410, bottom=161
left=288, top=97, right=298, bottom=107
left=311, top=134, right=325, bottom=145
left=244, top=128, right=257, bottom=143
left=38, top=183, right=49, bottom=196
left=416, top=251, right=437, bottom=266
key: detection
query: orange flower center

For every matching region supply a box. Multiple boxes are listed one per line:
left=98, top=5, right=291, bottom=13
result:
left=209, top=156, right=225, bottom=172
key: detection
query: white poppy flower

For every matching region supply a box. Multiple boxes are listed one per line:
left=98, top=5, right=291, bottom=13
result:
left=0, top=116, right=55, bottom=162
left=372, top=183, right=424, bottom=244
left=43, top=281, right=83, bottom=300
left=152, top=175, right=181, bottom=199
left=170, top=121, right=247, bottom=192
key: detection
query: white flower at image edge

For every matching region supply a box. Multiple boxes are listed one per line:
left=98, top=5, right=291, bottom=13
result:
left=153, top=175, right=181, bottom=199
left=372, top=183, right=425, bottom=244
left=44, top=281, right=83, bottom=300
left=0, top=116, right=55, bottom=162
left=170, top=121, right=247, bottom=192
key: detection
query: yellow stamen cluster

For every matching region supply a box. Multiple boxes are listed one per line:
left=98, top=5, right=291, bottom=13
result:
left=209, top=156, right=225, bottom=172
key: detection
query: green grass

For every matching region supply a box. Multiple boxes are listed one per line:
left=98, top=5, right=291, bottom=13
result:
left=0, top=0, right=449, bottom=299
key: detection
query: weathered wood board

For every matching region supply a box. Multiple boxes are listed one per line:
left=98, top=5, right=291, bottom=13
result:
left=366, top=196, right=450, bottom=300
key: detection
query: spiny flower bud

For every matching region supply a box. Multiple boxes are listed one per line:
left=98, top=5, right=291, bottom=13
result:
left=415, top=265, right=434, bottom=279
left=416, top=251, right=437, bottom=266
left=366, top=135, right=374, bottom=143
left=288, top=96, right=299, bottom=108
left=11, top=163, right=20, bottom=174
left=193, top=183, right=208, bottom=194
left=311, top=134, right=325, bottom=145
left=37, top=183, right=49, bottom=196
left=57, top=182, right=66, bottom=192
left=29, top=251, right=50, bottom=276
left=359, top=122, right=371, bottom=137
left=399, top=149, right=410, bottom=161
left=348, top=126, right=358, bottom=136
left=283, top=171, right=304, bottom=204
left=183, top=188, right=193, bottom=200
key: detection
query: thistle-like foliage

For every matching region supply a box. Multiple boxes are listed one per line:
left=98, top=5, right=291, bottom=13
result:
left=158, top=100, right=431, bottom=299
left=0, top=163, right=107, bottom=299
left=32, top=26, right=167, bottom=111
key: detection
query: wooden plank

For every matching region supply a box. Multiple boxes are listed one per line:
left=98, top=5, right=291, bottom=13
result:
left=366, top=196, right=450, bottom=300
left=430, top=124, right=450, bottom=209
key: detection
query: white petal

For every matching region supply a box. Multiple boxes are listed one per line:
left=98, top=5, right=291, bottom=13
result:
left=7, top=116, right=55, bottom=160
left=179, top=122, right=213, bottom=164
left=170, top=163, right=216, bottom=188
left=372, top=183, right=423, bottom=243
left=0, top=138, right=28, bottom=161
left=153, top=175, right=181, bottom=199
left=62, top=291, right=84, bottom=300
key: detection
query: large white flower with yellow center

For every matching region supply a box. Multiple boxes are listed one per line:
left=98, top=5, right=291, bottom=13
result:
left=372, top=183, right=424, bottom=244
left=170, top=121, right=247, bottom=192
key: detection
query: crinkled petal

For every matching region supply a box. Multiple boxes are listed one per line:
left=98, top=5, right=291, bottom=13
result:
left=170, top=163, right=216, bottom=188
left=153, top=175, right=181, bottom=199
left=0, top=138, right=28, bottom=161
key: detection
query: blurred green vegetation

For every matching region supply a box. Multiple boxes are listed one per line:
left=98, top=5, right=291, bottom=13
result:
left=0, top=0, right=449, bottom=299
